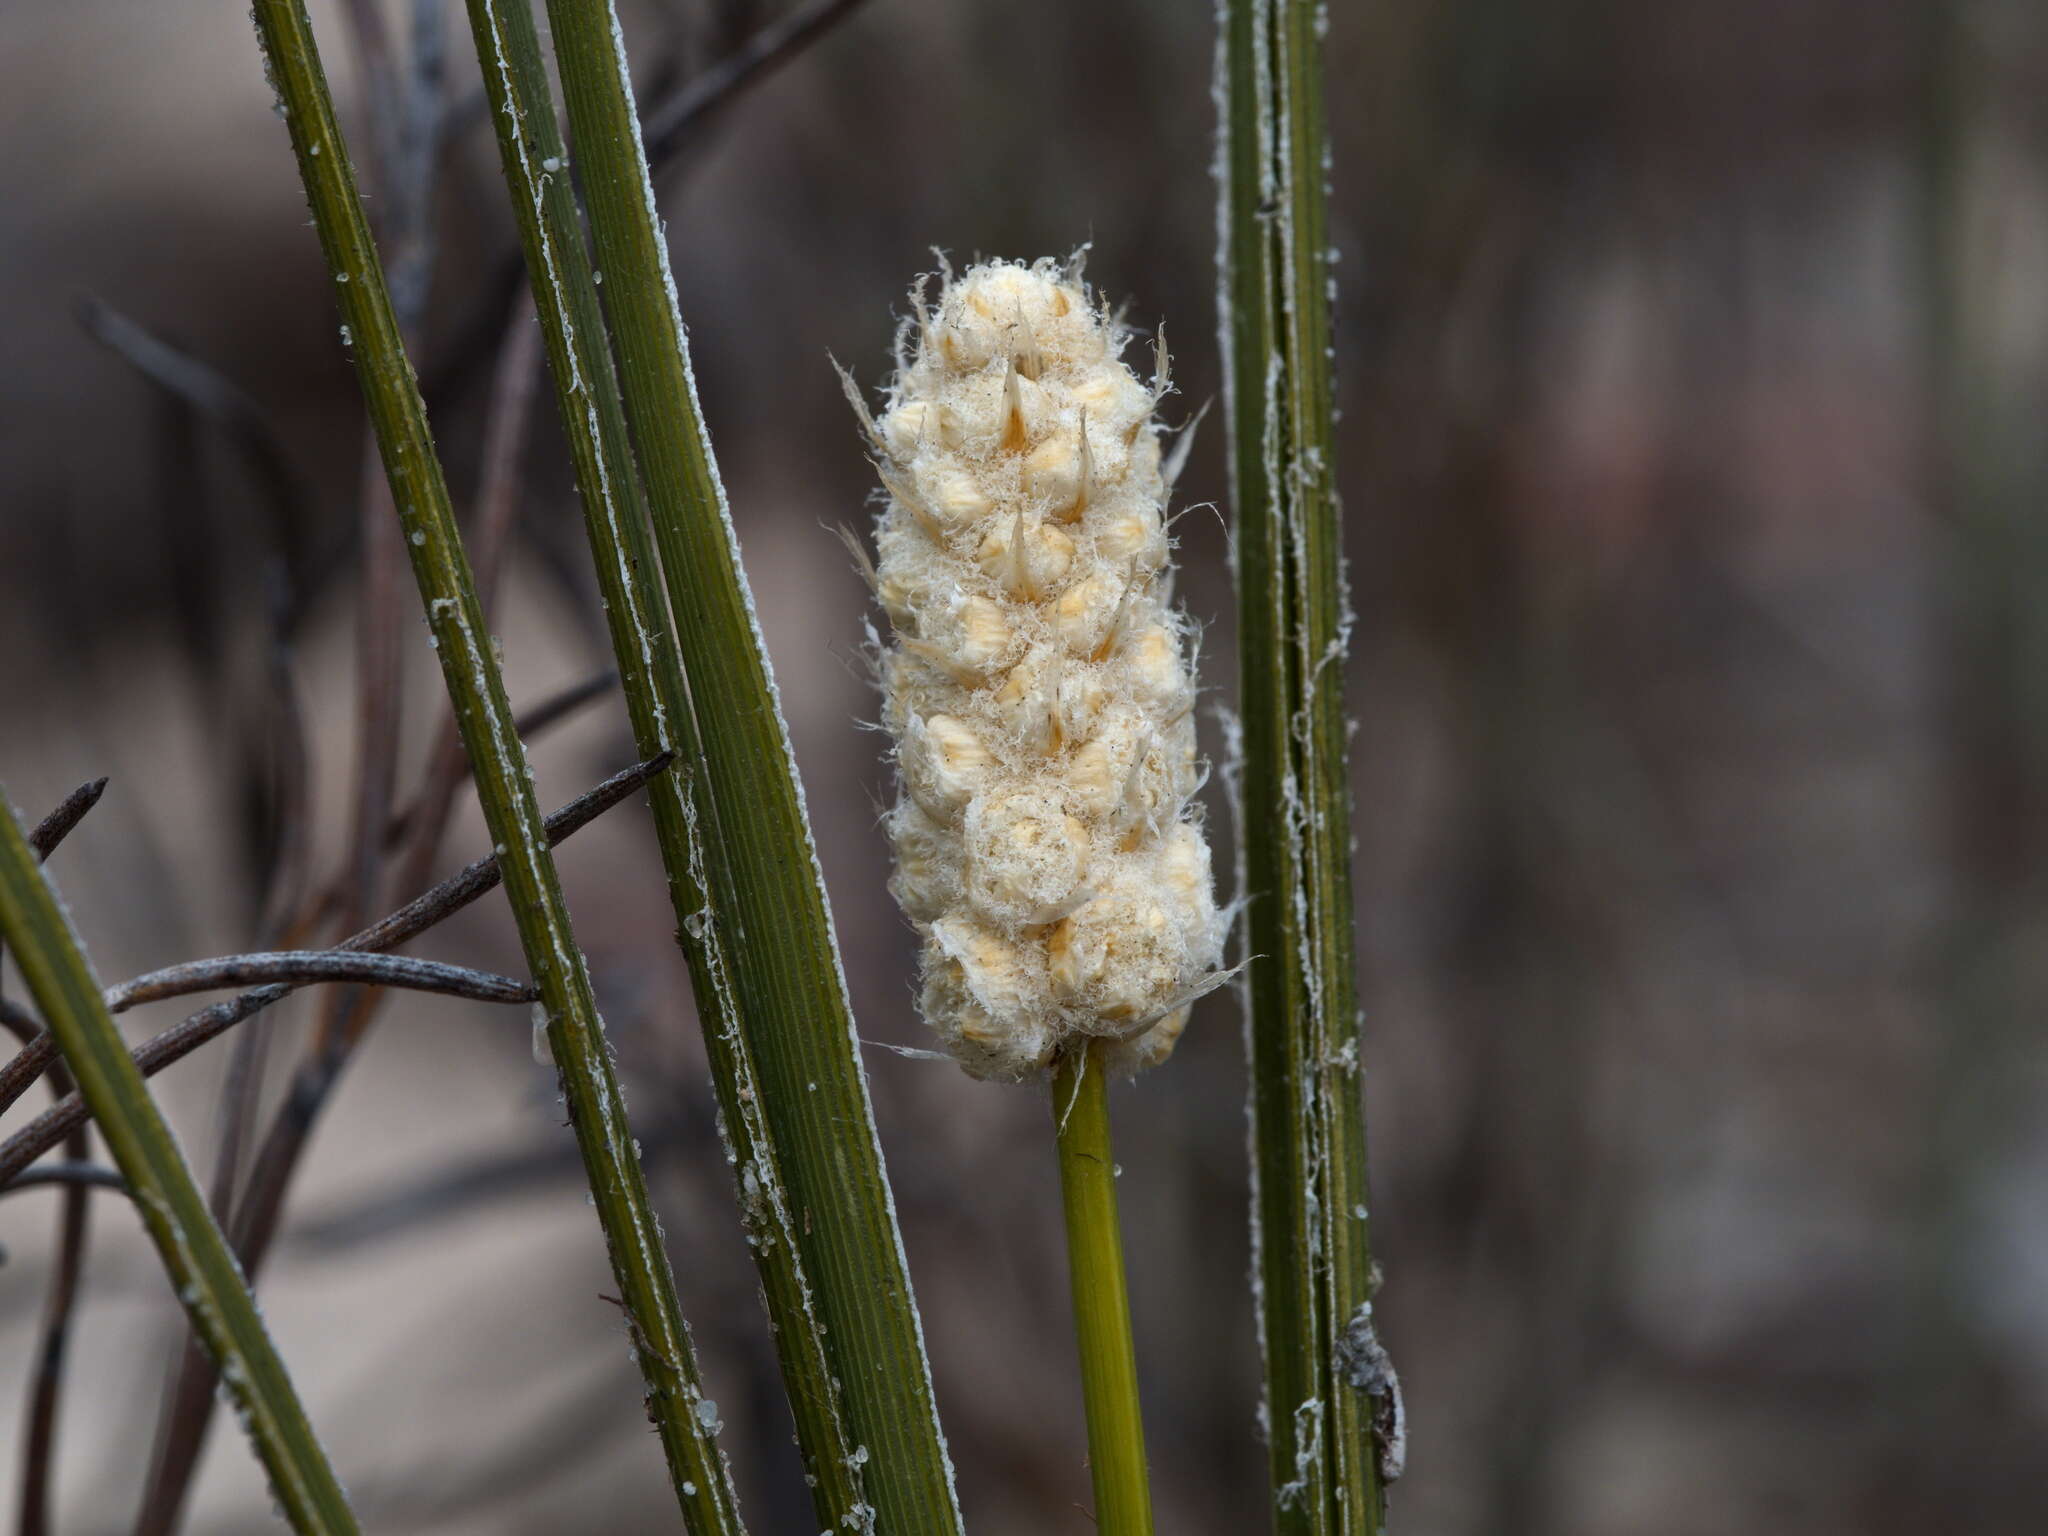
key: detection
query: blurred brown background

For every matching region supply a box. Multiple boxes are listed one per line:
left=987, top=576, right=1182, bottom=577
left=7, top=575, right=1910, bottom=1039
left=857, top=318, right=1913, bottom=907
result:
left=3, top=0, right=2046, bottom=1531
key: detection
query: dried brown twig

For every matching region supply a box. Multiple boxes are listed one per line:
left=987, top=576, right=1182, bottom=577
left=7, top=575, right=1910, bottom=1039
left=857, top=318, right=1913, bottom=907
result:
left=642, top=0, right=872, bottom=175
left=104, top=951, right=536, bottom=1013
left=0, top=997, right=43, bottom=1058
left=384, top=668, right=616, bottom=849
left=155, top=279, right=550, bottom=1529
left=381, top=298, right=549, bottom=886
left=26, top=780, right=110, bottom=861
left=425, top=0, right=873, bottom=429
left=0, top=753, right=670, bottom=1180
left=72, top=304, right=313, bottom=613
left=0, top=1164, right=129, bottom=1200
left=295, top=667, right=623, bottom=936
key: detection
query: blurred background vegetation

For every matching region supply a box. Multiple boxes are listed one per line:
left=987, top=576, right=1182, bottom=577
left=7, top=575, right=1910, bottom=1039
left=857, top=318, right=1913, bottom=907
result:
left=3, top=0, right=2045, bottom=1531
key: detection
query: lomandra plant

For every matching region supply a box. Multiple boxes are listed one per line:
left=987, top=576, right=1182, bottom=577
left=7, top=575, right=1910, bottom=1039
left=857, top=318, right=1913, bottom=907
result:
left=0, top=0, right=1383, bottom=1532
left=852, top=258, right=1224, bottom=1083
left=846, top=256, right=1226, bottom=1531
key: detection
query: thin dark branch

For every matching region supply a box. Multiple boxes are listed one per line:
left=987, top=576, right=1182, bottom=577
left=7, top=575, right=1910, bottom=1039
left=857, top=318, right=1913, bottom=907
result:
left=2, top=777, right=108, bottom=1105
left=0, top=1164, right=129, bottom=1199
left=0, top=754, right=671, bottom=1179
left=0, top=1002, right=65, bottom=1114
left=150, top=13, right=451, bottom=1527
left=330, top=0, right=446, bottom=983
left=361, top=745, right=662, bottom=956
left=171, top=578, right=313, bottom=1536
left=384, top=667, right=619, bottom=852
left=28, top=779, right=109, bottom=861
left=316, top=0, right=449, bottom=1151
left=642, top=0, right=872, bottom=175
left=423, top=0, right=870, bottom=419
left=339, top=434, right=408, bottom=1015
left=203, top=1011, right=272, bottom=1213
left=517, top=668, right=622, bottom=742
left=287, top=1117, right=684, bottom=1252
left=254, top=602, right=314, bottom=947
left=18, top=1150, right=92, bottom=1536
left=386, top=295, right=547, bottom=880
left=142, top=40, right=454, bottom=1493
left=5, top=774, right=109, bottom=1008
left=3, top=776, right=101, bottom=1099
left=338, top=0, right=403, bottom=198
left=0, top=1088, right=82, bottom=1175
left=81, top=305, right=306, bottom=1536
left=74, top=301, right=312, bottom=621
left=299, top=669, right=623, bottom=940
left=465, top=286, right=539, bottom=625
left=154, top=162, right=483, bottom=1512
left=421, top=256, right=528, bottom=420
left=208, top=617, right=312, bottom=1224
left=277, top=292, right=531, bottom=1347
left=0, top=997, right=40, bottom=1051
left=386, top=0, right=448, bottom=331
left=105, top=952, right=536, bottom=1014
left=155, top=360, right=225, bottom=683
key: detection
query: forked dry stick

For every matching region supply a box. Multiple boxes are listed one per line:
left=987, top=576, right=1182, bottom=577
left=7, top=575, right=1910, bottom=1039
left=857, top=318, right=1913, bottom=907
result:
left=0, top=753, right=670, bottom=1179
left=849, top=258, right=1227, bottom=1532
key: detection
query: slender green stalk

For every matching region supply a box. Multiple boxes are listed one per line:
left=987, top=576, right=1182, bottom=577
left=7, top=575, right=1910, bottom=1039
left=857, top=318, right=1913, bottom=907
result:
left=459, top=1, right=868, bottom=1523
left=1053, top=1041, right=1154, bottom=1536
left=0, top=797, right=356, bottom=1535
left=537, top=3, right=962, bottom=1528
left=1218, top=0, right=1392, bottom=1531
left=244, top=3, right=742, bottom=1527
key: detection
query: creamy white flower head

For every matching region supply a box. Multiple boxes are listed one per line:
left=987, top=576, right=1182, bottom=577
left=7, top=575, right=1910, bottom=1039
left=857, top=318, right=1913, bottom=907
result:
left=851, top=256, right=1222, bottom=1082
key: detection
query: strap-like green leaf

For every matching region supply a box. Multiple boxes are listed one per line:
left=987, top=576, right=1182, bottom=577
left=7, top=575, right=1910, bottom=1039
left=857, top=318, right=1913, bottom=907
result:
left=533, top=3, right=964, bottom=1528
left=0, top=796, right=357, bottom=1534
left=1219, top=0, right=1392, bottom=1530
left=245, top=1, right=743, bottom=1526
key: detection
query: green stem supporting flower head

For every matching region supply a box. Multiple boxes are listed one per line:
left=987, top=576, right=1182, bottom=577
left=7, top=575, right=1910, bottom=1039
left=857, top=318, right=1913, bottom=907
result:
left=1054, top=1038, right=1156, bottom=1535
left=852, top=256, right=1204, bottom=1529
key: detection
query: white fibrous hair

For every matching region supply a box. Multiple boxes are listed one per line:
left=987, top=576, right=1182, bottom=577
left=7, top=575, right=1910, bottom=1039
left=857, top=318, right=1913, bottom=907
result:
left=849, top=256, right=1223, bottom=1082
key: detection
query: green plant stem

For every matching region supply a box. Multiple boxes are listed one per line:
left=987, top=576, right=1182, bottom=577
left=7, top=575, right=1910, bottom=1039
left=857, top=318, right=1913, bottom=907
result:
left=459, top=0, right=868, bottom=1524
left=1053, top=1040, right=1155, bottom=1536
left=537, top=3, right=962, bottom=1529
left=15, top=778, right=105, bottom=1536
left=0, top=797, right=356, bottom=1534
left=244, top=3, right=742, bottom=1528
left=1219, top=0, right=1390, bottom=1531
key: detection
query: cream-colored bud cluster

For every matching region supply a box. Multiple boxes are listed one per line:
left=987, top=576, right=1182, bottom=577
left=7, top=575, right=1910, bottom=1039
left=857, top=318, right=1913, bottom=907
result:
left=851, top=257, right=1223, bottom=1082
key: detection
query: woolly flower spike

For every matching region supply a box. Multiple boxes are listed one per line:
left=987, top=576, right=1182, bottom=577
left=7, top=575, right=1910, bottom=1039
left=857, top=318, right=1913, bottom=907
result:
left=850, top=256, right=1223, bottom=1082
